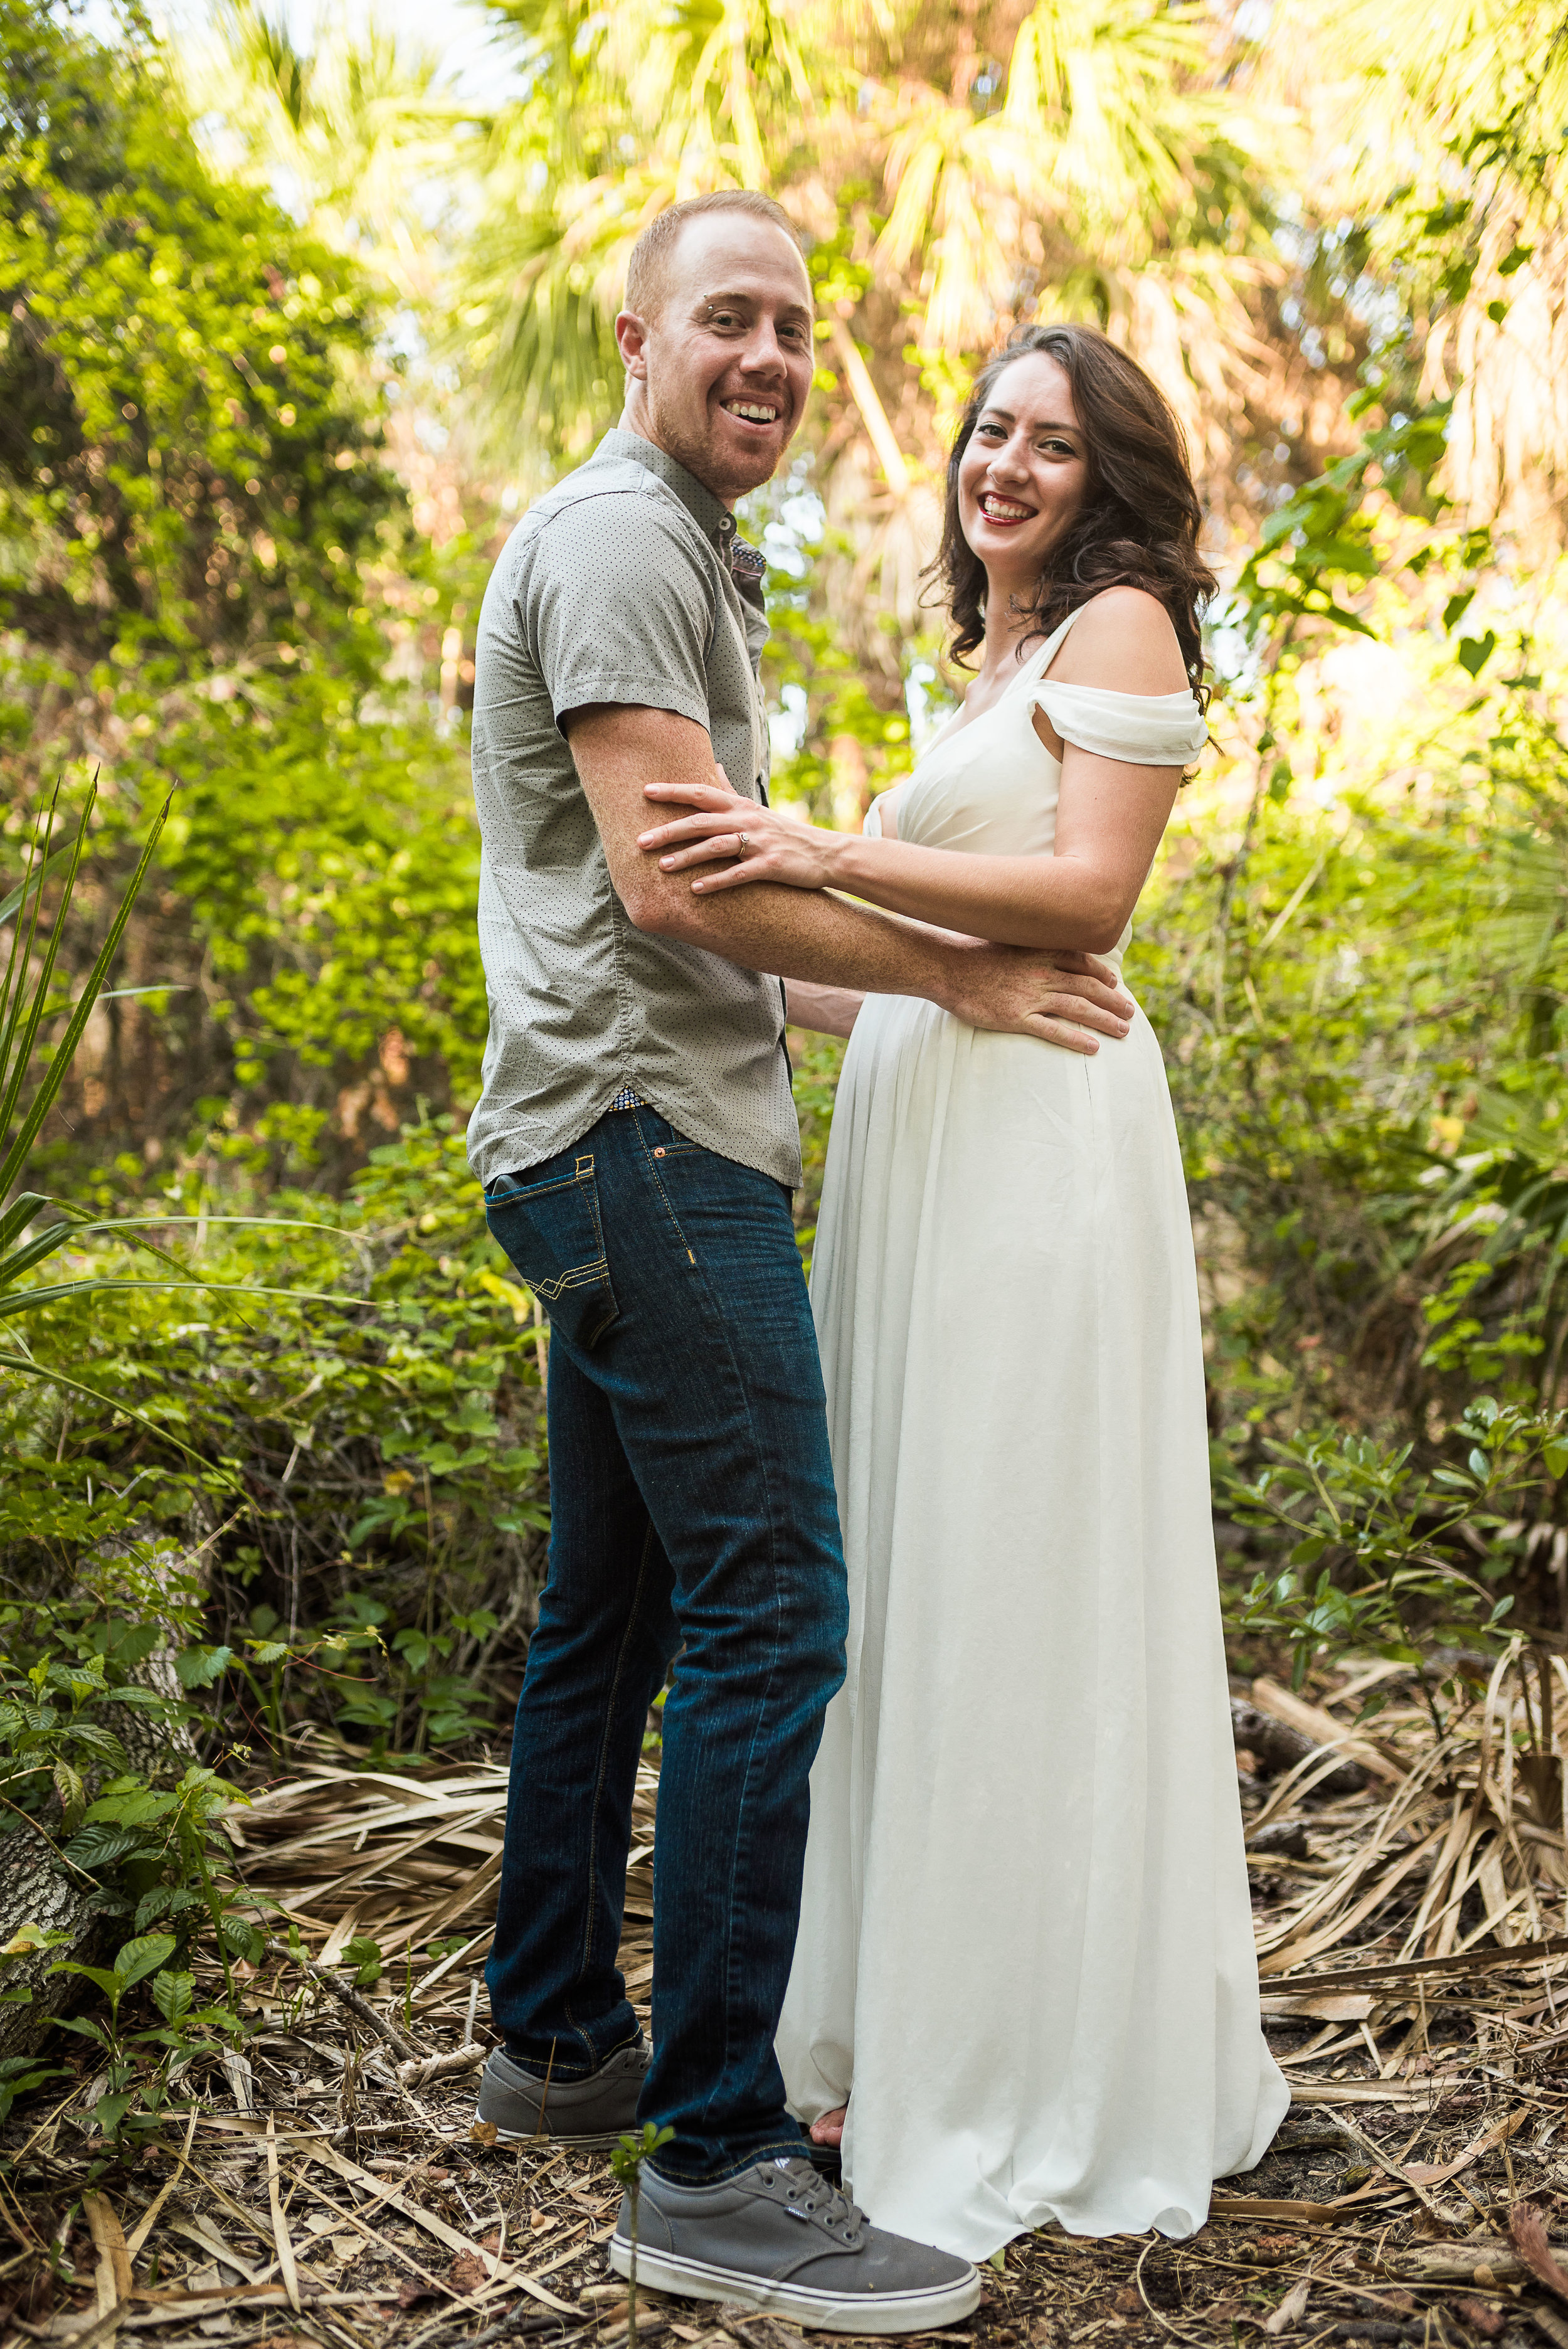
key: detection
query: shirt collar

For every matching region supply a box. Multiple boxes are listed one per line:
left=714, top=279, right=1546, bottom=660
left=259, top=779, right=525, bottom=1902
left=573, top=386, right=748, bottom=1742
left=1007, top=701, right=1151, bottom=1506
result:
left=595, top=428, right=734, bottom=549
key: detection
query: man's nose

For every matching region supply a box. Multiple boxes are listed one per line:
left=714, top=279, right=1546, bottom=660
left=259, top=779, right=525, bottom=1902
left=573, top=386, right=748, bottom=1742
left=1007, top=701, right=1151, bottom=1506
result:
left=738, top=319, right=792, bottom=373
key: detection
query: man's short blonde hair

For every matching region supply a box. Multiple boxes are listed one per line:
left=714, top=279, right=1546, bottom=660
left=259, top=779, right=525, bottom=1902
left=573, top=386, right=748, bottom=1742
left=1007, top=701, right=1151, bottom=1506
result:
left=623, top=191, right=807, bottom=321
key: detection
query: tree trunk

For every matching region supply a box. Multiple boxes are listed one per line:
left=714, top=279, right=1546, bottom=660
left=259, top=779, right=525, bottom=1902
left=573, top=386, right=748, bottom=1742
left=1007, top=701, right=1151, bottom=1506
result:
left=0, top=1816, right=106, bottom=2057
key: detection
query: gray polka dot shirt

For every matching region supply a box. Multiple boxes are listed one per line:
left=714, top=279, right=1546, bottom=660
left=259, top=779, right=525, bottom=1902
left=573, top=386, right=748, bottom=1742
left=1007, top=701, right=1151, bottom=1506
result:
left=465, top=430, right=800, bottom=1193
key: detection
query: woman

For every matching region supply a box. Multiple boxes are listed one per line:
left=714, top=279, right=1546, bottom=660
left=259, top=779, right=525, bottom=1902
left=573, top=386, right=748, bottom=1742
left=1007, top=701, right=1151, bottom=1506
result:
left=635, top=323, right=1288, bottom=2255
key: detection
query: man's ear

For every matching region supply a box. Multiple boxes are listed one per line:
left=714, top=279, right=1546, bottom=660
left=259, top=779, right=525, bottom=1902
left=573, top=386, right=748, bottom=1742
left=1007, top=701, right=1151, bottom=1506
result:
left=615, top=310, right=650, bottom=381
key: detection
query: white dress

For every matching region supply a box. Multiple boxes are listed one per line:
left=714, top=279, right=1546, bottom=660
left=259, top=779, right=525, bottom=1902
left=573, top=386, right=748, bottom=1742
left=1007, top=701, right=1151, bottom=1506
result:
left=777, top=608, right=1288, bottom=2257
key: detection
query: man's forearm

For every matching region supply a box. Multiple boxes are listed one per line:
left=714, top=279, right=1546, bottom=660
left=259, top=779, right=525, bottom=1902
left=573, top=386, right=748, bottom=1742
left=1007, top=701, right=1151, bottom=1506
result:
left=568, top=706, right=967, bottom=1007
left=659, top=872, right=968, bottom=1006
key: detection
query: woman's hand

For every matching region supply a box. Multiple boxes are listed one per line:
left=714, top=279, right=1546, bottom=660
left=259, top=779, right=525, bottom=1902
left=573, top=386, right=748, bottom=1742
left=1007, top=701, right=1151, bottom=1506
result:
left=638, top=771, right=845, bottom=894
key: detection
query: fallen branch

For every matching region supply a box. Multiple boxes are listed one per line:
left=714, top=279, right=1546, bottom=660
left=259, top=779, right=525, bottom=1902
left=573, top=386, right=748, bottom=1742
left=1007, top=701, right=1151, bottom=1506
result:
left=1252, top=1678, right=1402, bottom=1784
left=1380, top=2240, right=1527, bottom=2285
left=433, top=2314, right=593, bottom=2349
left=1231, top=1698, right=1367, bottom=1798
left=1530, top=2303, right=1568, bottom=2349
left=1262, top=1934, right=1568, bottom=1999
left=1320, top=2108, right=1454, bottom=2232
left=398, top=2042, right=487, bottom=2089
left=266, top=1936, right=422, bottom=2064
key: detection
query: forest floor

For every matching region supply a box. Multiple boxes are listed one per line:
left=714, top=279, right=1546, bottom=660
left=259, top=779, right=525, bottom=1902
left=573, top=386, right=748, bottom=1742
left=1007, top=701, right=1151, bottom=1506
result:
left=8, top=1656, right=1568, bottom=2349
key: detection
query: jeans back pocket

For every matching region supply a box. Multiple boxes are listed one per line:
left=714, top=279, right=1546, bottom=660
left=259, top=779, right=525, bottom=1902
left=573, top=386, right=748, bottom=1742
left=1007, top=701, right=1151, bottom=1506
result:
left=485, top=1153, right=619, bottom=1350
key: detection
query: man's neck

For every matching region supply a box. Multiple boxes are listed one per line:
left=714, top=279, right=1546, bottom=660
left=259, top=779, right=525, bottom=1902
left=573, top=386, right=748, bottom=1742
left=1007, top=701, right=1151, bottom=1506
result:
left=616, top=406, right=736, bottom=511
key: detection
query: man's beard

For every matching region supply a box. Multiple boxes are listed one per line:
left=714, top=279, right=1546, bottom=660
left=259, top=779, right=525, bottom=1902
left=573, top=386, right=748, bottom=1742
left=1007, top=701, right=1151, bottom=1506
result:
left=647, top=383, right=787, bottom=502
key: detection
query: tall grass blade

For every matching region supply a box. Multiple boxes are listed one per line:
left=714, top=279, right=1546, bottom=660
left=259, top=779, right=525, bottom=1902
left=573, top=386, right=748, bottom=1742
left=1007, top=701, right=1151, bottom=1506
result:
left=0, top=1349, right=224, bottom=1471
left=0, top=788, right=171, bottom=1202
left=0, top=1220, right=78, bottom=1293
left=0, top=782, right=68, bottom=1119
left=0, top=1192, right=50, bottom=1257
left=0, top=780, right=93, bottom=1154
left=0, top=825, right=80, bottom=927
left=1, top=1278, right=347, bottom=1314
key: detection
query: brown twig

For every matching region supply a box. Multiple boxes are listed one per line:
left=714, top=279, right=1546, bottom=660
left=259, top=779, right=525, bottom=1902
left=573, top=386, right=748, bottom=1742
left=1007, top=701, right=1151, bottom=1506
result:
left=1320, top=2109, right=1454, bottom=2233
left=267, top=1935, right=422, bottom=2063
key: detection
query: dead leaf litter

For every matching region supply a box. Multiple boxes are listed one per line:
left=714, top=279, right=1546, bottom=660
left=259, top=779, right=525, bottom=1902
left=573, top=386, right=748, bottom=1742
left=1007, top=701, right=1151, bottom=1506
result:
left=13, top=1652, right=1568, bottom=2349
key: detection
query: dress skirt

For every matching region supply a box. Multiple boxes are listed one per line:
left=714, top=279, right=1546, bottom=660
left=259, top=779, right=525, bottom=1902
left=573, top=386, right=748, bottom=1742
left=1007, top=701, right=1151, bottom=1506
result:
left=776, top=988, right=1288, bottom=2256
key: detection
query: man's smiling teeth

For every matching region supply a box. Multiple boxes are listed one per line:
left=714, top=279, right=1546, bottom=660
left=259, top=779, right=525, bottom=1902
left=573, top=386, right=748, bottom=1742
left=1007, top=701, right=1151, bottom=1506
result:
left=981, top=494, right=1034, bottom=521
left=724, top=401, right=780, bottom=422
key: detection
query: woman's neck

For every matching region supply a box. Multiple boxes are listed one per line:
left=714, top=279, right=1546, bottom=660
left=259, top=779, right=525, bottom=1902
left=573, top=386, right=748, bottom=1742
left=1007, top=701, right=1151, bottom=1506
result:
left=973, top=565, right=1035, bottom=689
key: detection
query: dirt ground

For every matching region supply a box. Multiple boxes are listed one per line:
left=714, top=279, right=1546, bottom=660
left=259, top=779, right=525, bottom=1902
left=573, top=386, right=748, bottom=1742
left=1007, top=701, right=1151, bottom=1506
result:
left=9, top=1655, right=1568, bottom=2349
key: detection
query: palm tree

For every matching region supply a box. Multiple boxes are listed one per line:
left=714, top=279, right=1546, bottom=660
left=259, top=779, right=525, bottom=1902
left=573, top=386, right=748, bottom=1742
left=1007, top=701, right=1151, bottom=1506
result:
left=869, top=0, right=1276, bottom=470
left=184, top=0, right=480, bottom=309
left=449, top=0, right=1278, bottom=671
left=455, top=0, right=840, bottom=482
left=1254, top=0, right=1568, bottom=542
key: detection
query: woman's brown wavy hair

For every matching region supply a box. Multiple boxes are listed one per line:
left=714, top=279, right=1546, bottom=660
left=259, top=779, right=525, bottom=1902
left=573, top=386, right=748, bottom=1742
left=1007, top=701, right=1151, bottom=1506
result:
left=935, top=323, right=1216, bottom=701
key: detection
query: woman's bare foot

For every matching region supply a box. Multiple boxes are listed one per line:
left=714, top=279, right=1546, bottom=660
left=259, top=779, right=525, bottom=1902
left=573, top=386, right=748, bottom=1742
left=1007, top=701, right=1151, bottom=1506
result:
left=809, top=2106, right=848, bottom=2148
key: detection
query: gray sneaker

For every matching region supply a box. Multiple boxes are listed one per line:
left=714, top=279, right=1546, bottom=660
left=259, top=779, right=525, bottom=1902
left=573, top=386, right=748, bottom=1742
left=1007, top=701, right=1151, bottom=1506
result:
left=475, top=2042, right=650, bottom=2147
left=608, top=2153, right=980, bottom=2334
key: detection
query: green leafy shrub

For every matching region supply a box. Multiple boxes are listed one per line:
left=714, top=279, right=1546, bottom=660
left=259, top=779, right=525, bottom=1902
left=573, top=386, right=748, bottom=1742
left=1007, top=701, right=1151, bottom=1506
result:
left=1226, top=1396, right=1564, bottom=1695
left=2, top=0, right=483, bottom=1189
left=6, top=1116, right=547, bottom=1770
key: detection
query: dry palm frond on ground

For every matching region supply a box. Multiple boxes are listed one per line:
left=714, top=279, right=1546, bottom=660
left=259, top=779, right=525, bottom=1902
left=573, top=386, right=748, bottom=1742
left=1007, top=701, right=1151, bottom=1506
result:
left=13, top=1647, right=1568, bottom=2348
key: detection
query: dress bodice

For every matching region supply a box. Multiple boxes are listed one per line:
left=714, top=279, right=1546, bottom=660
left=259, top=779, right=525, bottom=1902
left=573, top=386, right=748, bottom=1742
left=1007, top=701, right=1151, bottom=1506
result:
left=867, top=607, right=1208, bottom=967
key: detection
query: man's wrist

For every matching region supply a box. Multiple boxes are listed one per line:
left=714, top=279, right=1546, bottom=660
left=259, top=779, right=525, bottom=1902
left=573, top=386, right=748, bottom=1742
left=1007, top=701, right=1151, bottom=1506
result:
left=921, top=931, right=985, bottom=1020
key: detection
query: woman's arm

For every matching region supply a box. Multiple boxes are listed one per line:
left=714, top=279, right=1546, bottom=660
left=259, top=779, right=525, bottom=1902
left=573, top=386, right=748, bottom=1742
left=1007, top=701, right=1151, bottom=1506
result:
left=807, top=756, right=1178, bottom=953
left=642, top=771, right=1179, bottom=954
left=640, top=592, right=1189, bottom=955
left=785, top=978, right=862, bottom=1036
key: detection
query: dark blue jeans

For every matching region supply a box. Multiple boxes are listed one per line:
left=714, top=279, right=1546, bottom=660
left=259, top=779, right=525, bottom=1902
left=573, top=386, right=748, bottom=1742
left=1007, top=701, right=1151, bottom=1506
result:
left=482, top=1104, right=848, bottom=2182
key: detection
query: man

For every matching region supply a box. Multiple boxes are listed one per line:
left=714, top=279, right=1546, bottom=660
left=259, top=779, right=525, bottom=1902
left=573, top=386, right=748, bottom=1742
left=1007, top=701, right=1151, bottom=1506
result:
left=467, top=189, right=1133, bottom=2326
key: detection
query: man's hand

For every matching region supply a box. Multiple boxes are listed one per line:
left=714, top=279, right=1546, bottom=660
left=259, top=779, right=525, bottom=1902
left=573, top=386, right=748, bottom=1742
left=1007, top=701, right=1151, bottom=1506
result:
left=940, top=940, right=1135, bottom=1053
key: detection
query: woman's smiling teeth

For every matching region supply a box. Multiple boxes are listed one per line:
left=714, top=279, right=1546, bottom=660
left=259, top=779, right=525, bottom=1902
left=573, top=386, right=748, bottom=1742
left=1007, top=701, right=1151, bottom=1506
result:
left=979, top=492, right=1036, bottom=522
left=723, top=399, right=781, bottom=423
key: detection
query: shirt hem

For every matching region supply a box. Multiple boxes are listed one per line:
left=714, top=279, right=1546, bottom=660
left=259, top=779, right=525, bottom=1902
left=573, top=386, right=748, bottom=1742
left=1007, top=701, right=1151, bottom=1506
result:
left=470, top=1099, right=802, bottom=1196
left=551, top=677, right=712, bottom=737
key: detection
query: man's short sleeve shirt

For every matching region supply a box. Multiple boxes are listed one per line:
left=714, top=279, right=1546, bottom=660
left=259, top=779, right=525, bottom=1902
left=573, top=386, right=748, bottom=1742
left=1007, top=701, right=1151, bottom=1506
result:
left=465, top=430, right=801, bottom=1192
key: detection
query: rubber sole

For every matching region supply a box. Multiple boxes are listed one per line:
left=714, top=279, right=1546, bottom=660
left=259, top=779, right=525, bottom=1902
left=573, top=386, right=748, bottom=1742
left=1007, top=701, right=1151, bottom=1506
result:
left=607, top=2237, right=982, bottom=2334
left=480, top=2119, right=634, bottom=2150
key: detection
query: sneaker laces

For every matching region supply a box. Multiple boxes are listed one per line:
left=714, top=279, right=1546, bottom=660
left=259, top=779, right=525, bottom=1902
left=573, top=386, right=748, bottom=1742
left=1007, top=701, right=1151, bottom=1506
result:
left=776, top=2158, right=866, bottom=2241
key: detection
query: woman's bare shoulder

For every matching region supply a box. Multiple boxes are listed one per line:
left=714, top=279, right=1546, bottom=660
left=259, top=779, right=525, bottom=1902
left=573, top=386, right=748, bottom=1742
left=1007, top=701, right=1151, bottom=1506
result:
left=1047, top=588, right=1189, bottom=696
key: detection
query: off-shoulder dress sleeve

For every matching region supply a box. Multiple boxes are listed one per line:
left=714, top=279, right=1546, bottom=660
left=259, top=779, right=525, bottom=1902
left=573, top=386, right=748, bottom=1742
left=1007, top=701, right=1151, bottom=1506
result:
left=1025, top=681, right=1208, bottom=766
